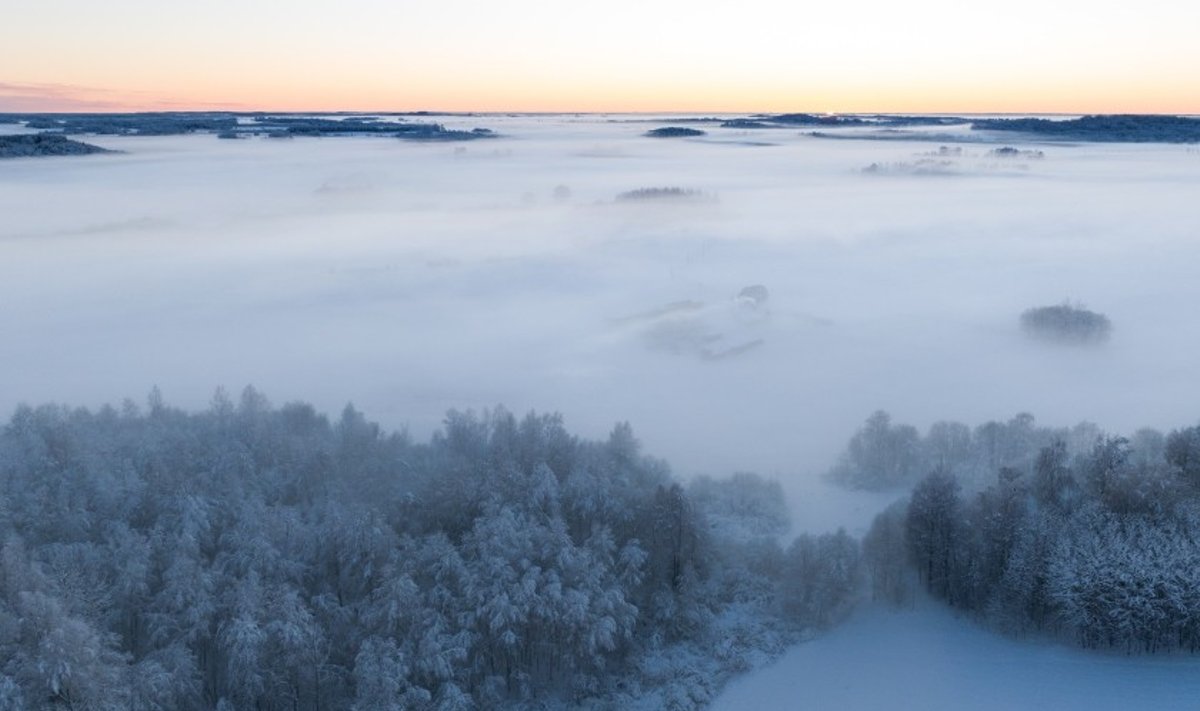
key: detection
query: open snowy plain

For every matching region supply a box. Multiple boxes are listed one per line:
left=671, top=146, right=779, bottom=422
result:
left=714, top=597, right=1200, bottom=711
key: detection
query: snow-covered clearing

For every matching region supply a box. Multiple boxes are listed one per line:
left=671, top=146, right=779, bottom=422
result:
left=714, top=598, right=1200, bottom=711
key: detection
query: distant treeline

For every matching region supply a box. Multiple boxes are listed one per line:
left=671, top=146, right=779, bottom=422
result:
left=850, top=411, right=1200, bottom=653
left=0, top=391, right=859, bottom=710
left=8, top=111, right=1200, bottom=143
left=827, top=410, right=1127, bottom=491
left=720, top=114, right=963, bottom=129
left=0, top=134, right=111, bottom=159
left=0, top=113, right=496, bottom=141
left=972, top=115, right=1200, bottom=143
left=718, top=112, right=1200, bottom=143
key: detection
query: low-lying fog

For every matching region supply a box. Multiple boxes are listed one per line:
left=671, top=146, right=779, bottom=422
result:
left=3, top=115, right=1198, bottom=496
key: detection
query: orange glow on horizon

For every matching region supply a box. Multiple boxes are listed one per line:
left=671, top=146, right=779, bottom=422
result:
left=4, top=0, right=1198, bottom=115
left=18, top=84, right=1192, bottom=116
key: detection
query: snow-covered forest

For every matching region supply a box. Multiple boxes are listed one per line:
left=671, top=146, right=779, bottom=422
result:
left=840, top=411, right=1200, bottom=652
left=0, top=391, right=859, bottom=710
left=9, top=396, right=1198, bottom=710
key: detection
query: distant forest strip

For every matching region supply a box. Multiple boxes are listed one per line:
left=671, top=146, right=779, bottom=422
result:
left=5, top=112, right=1200, bottom=143
left=971, top=115, right=1200, bottom=143
left=836, top=410, right=1200, bottom=652
left=0, top=113, right=496, bottom=141
left=0, top=391, right=858, bottom=710
left=719, top=113, right=1200, bottom=143
left=720, top=114, right=964, bottom=129
left=0, top=134, right=110, bottom=159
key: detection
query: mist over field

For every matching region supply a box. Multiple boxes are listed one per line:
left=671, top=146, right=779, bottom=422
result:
left=4, top=115, right=1198, bottom=484
left=5, top=114, right=1200, bottom=710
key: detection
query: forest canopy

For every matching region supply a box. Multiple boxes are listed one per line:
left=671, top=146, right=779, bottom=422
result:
left=0, top=391, right=857, bottom=710
left=845, top=410, right=1200, bottom=654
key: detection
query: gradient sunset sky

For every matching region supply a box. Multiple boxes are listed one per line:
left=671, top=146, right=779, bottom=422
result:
left=3, top=0, right=1198, bottom=113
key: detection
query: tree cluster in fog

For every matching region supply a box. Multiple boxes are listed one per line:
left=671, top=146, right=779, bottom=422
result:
left=1020, top=303, right=1112, bottom=344
left=860, top=414, right=1200, bottom=653
left=0, top=135, right=110, bottom=159
left=971, top=115, right=1200, bottom=143
left=989, top=146, right=1044, bottom=159
left=614, top=187, right=709, bottom=202
left=721, top=114, right=963, bottom=129
left=828, top=410, right=1111, bottom=491
left=644, top=127, right=706, bottom=138
left=0, top=391, right=861, bottom=710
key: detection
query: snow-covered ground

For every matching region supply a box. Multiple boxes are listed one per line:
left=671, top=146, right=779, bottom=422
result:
left=721, top=473, right=1200, bottom=711
left=714, top=598, right=1200, bottom=711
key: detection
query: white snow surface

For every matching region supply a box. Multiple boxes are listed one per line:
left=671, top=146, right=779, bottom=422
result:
left=714, top=598, right=1200, bottom=711
left=720, top=471, right=1200, bottom=711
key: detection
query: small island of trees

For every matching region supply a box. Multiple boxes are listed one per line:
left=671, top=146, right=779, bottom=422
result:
left=645, top=127, right=706, bottom=138
left=0, top=135, right=111, bottom=159
left=1020, top=303, right=1112, bottom=344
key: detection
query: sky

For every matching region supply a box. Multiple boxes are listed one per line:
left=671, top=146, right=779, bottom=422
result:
left=2, top=0, right=1199, bottom=113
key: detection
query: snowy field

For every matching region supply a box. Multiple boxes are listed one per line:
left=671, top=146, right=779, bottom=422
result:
left=2, top=114, right=1199, bottom=484
left=714, top=599, right=1200, bottom=711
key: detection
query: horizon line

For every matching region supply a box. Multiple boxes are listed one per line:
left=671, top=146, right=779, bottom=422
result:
left=4, top=109, right=1200, bottom=117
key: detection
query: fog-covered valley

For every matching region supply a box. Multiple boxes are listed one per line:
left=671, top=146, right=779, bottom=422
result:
left=4, top=115, right=1199, bottom=481
left=3, top=114, right=1200, bottom=710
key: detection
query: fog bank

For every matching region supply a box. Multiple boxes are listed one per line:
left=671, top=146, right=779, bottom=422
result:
left=3, top=115, right=1198, bottom=486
